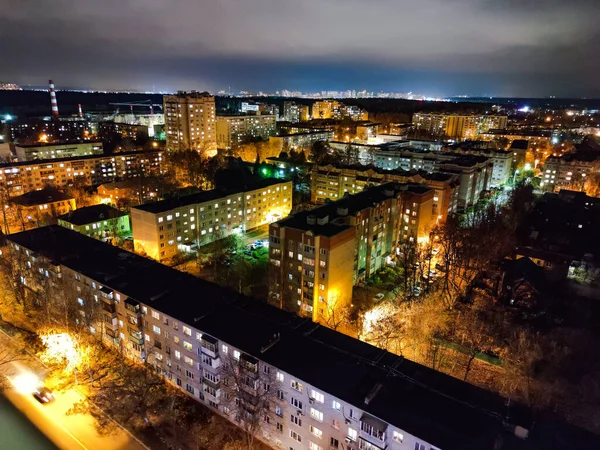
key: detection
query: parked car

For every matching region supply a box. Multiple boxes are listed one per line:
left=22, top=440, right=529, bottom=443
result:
left=33, top=386, right=54, bottom=404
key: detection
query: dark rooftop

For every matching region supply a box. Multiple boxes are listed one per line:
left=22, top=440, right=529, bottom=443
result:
left=15, top=140, right=103, bottom=149
left=276, top=183, right=432, bottom=237
left=132, top=178, right=287, bottom=214
left=10, top=187, right=74, bottom=207
left=0, top=149, right=162, bottom=170
left=7, top=225, right=542, bottom=450
left=58, top=204, right=126, bottom=226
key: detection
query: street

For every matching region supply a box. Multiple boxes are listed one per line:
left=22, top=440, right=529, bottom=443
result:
left=1, top=332, right=147, bottom=450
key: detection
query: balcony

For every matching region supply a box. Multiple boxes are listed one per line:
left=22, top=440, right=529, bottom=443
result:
left=200, top=334, right=218, bottom=358
left=128, top=329, right=143, bottom=345
left=125, top=298, right=141, bottom=314
left=359, top=414, right=387, bottom=446
left=239, top=353, right=258, bottom=376
left=102, top=301, right=116, bottom=314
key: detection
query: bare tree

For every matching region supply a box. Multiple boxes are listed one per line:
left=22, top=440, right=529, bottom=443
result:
left=219, top=352, right=277, bottom=449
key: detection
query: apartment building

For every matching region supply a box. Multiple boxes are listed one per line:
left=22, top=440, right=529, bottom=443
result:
left=438, top=156, right=493, bottom=208
left=442, top=144, right=513, bottom=187
left=542, top=153, right=599, bottom=193
left=272, top=130, right=333, bottom=153
left=14, top=141, right=103, bottom=162
left=481, top=129, right=553, bottom=148
left=98, top=121, right=148, bottom=141
left=0, top=150, right=163, bottom=197
left=131, top=179, right=292, bottom=261
left=58, top=204, right=130, bottom=241
left=311, top=164, right=459, bottom=222
left=269, top=183, right=434, bottom=321
left=7, top=187, right=76, bottom=232
left=164, top=91, right=217, bottom=154
left=8, top=225, right=536, bottom=450
left=312, top=101, right=368, bottom=121
left=283, top=102, right=309, bottom=123
left=9, top=118, right=91, bottom=143
left=412, top=114, right=507, bottom=140
left=216, top=114, right=277, bottom=150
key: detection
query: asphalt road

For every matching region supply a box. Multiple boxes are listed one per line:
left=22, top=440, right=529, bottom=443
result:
left=0, top=330, right=147, bottom=450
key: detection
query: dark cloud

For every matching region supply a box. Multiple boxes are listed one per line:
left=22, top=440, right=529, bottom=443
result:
left=0, top=0, right=598, bottom=96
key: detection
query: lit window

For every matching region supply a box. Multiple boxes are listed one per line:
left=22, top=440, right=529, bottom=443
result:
left=183, top=341, right=193, bottom=351
left=175, top=350, right=181, bottom=359
left=291, top=380, right=303, bottom=392
left=310, top=408, right=323, bottom=422
left=233, top=350, right=240, bottom=360
left=222, top=344, right=228, bottom=354
left=348, top=428, right=357, bottom=441
left=393, top=431, right=404, bottom=443
left=332, top=400, right=341, bottom=411
left=152, top=325, right=161, bottom=335
left=310, top=390, right=324, bottom=403
left=309, top=425, right=323, bottom=439
left=183, top=326, right=192, bottom=336
left=276, top=372, right=284, bottom=382
left=158, top=217, right=163, bottom=223
left=151, top=310, right=160, bottom=320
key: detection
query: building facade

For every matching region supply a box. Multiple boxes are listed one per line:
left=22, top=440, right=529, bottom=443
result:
left=0, top=150, right=163, bottom=197
left=542, top=155, right=599, bottom=193
left=216, top=114, right=277, bottom=150
left=269, top=184, right=434, bottom=322
left=164, top=92, right=217, bottom=154
left=131, top=179, right=292, bottom=261
left=14, top=141, right=103, bottom=162
left=7, top=225, right=531, bottom=450
left=412, top=114, right=508, bottom=141
left=311, top=164, right=459, bottom=222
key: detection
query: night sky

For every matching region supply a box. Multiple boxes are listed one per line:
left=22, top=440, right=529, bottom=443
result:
left=1, top=0, right=599, bottom=97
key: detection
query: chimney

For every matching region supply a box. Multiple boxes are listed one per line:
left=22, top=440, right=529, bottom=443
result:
left=78, top=103, right=83, bottom=118
left=49, top=80, right=59, bottom=118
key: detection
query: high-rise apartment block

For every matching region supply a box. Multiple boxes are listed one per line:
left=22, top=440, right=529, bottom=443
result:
left=0, top=150, right=163, bottom=197
left=7, top=225, right=534, bottom=450
left=216, top=114, right=276, bottom=150
left=312, top=101, right=368, bottom=121
left=132, top=179, right=292, bottom=261
left=268, top=183, right=434, bottom=321
left=283, top=102, right=310, bottom=123
left=412, top=114, right=507, bottom=140
left=164, top=92, right=216, bottom=154
left=311, top=164, right=459, bottom=222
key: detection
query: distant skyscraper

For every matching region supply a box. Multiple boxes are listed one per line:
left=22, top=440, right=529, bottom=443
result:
left=163, top=91, right=216, bottom=154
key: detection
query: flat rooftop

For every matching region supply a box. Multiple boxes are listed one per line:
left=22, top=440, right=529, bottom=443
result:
left=58, top=204, right=127, bottom=225
left=8, top=225, right=542, bottom=450
left=277, top=183, right=432, bottom=237
left=132, top=178, right=287, bottom=215
left=0, top=149, right=162, bottom=170
left=15, top=140, right=103, bottom=149
left=10, top=187, right=73, bottom=206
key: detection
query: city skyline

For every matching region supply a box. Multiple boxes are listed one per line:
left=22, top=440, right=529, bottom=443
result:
left=1, top=0, right=599, bottom=97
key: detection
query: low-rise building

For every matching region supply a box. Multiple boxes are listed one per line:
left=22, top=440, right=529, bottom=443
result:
left=7, top=225, right=538, bottom=450
left=272, top=130, right=333, bottom=152
left=97, top=178, right=161, bottom=207
left=269, top=183, right=434, bottom=321
left=9, top=187, right=75, bottom=230
left=131, top=179, right=292, bottom=261
left=216, top=114, right=277, bottom=150
left=58, top=204, right=130, bottom=241
left=0, top=150, right=164, bottom=197
left=14, top=141, right=103, bottom=161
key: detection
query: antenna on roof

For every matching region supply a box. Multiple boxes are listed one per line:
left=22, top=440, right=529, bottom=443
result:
left=260, top=333, right=280, bottom=354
